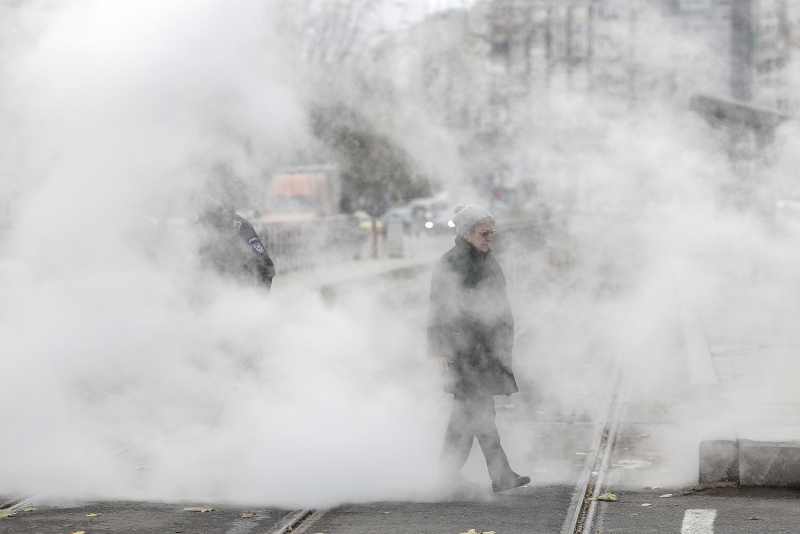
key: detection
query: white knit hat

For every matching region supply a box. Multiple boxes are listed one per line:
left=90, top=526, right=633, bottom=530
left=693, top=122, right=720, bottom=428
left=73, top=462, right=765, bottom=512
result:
left=452, top=204, right=493, bottom=236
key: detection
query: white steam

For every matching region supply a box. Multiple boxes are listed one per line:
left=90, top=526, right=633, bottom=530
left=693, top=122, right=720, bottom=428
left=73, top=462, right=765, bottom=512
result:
left=0, top=0, right=446, bottom=507
left=3, top=0, right=800, bottom=507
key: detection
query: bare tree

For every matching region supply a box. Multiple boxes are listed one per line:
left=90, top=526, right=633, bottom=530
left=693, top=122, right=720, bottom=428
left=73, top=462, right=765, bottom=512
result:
left=280, top=0, right=394, bottom=79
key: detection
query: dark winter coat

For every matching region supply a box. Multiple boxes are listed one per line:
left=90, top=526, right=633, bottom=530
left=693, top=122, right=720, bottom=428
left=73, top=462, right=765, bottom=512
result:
left=187, top=209, right=275, bottom=290
left=427, top=235, right=518, bottom=396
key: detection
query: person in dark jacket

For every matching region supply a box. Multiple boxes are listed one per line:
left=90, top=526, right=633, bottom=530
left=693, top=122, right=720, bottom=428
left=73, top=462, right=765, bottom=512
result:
left=428, top=203, right=529, bottom=493
left=186, top=180, right=275, bottom=291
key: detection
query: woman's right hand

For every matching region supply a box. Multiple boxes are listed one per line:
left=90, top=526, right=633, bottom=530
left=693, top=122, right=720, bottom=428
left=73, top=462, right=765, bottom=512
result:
left=437, top=357, right=453, bottom=372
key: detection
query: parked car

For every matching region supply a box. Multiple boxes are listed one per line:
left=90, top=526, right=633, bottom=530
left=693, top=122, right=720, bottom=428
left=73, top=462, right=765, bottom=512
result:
left=408, top=198, right=453, bottom=234
left=381, top=205, right=414, bottom=235
left=353, top=210, right=383, bottom=233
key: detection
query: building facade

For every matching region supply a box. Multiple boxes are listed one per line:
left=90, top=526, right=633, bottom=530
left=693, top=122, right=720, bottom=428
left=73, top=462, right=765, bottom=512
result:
left=374, top=0, right=800, bottom=144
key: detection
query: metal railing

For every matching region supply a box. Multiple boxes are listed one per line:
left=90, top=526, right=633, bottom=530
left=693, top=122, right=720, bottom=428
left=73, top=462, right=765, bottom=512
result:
left=252, top=216, right=367, bottom=275
left=253, top=215, right=559, bottom=279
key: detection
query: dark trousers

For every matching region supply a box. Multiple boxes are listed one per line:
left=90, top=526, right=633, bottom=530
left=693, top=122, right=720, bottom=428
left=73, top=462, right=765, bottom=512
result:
left=440, top=392, right=511, bottom=481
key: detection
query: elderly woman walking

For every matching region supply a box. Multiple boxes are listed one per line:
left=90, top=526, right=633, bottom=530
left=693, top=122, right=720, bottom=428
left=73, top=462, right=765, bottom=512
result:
left=428, top=203, right=530, bottom=493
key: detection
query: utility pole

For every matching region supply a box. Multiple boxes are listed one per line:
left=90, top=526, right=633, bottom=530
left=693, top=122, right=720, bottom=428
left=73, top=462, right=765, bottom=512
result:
left=731, top=0, right=753, bottom=101
left=628, top=6, right=637, bottom=107
left=779, top=0, right=791, bottom=112
left=587, top=1, right=595, bottom=93
left=546, top=4, right=553, bottom=90
left=567, top=4, right=574, bottom=90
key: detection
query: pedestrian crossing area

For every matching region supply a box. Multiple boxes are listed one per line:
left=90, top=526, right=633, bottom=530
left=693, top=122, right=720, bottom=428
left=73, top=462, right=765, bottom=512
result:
left=596, top=495, right=800, bottom=534
left=681, top=509, right=716, bottom=534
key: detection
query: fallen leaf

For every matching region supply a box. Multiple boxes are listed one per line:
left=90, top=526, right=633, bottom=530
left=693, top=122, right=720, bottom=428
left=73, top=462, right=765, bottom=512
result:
left=241, top=513, right=255, bottom=518
left=642, top=485, right=662, bottom=490
left=0, top=510, right=15, bottom=518
left=184, top=507, right=215, bottom=513
left=745, top=516, right=761, bottom=520
left=635, top=432, right=650, bottom=439
left=22, top=507, right=37, bottom=512
left=70, top=531, right=85, bottom=534
left=575, top=452, right=588, bottom=456
left=86, top=513, right=102, bottom=517
left=591, top=492, right=618, bottom=502
left=659, top=494, right=674, bottom=498
left=641, top=503, right=652, bottom=507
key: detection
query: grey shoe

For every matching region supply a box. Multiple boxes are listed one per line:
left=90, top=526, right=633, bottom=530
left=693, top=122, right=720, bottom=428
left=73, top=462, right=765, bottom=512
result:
left=492, top=472, right=530, bottom=493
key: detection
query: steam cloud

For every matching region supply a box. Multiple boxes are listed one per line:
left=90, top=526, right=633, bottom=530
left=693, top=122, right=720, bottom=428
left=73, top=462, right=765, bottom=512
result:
left=2, top=0, right=800, bottom=508
left=0, top=0, right=446, bottom=507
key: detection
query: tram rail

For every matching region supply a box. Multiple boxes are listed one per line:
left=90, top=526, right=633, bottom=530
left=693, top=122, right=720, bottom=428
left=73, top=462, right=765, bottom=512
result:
left=1, top=264, right=617, bottom=534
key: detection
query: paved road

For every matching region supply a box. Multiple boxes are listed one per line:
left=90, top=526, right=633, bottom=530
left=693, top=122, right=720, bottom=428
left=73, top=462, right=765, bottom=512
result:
left=596, top=487, right=800, bottom=533
left=303, top=490, right=575, bottom=534
left=4, top=487, right=800, bottom=534
left=0, top=271, right=617, bottom=534
left=0, top=501, right=288, bottom=534
left=4, top=229, right=800, bottom=533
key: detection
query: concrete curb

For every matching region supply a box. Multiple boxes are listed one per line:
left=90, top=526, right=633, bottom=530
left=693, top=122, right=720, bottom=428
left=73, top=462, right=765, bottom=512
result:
left=700, top=439, right=800, bottom=488
left=316, top=262, right=432, bottom=301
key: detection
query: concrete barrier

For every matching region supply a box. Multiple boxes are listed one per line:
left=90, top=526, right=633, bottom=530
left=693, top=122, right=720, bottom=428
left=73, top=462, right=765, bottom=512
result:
left=739, top=440, right=800, bottom=488
left=699, top=440, right=739, bottom=485
left=699, top=439, right=800, bottom=487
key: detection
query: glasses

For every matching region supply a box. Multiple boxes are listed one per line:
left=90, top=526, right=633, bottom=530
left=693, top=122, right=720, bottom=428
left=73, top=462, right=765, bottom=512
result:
left=477, top=229, right=497, bottom=238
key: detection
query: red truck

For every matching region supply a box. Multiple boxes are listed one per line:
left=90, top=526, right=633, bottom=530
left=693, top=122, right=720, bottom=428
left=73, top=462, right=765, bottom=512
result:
left=259, top=165, right=340, bottom=223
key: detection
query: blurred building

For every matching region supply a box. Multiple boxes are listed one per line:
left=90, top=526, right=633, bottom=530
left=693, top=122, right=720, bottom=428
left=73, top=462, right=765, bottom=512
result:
left=371, top=8, right=477, bottom=130
left=482, top=1, right=629, bottom=96
left=751, top=0, right=793, bottom=111
left=671, top=0, right=795, bottom=112
left=374, top=0, right=800, bottom=140
left=479, top=0, right=800, bottom=113
left=449, top=1, right=672, bottom=134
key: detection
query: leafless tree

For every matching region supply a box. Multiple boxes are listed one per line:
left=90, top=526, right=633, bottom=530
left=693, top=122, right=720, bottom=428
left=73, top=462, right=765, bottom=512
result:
left=280, top=0, right=397, bottom=79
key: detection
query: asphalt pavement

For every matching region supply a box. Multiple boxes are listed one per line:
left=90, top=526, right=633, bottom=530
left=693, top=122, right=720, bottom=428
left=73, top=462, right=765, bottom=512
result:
left=0, top=501, right=288, bottom=534
left=595, top=487, right=800, bottom=533
left=301, top=490, right=575, bottom=534
left=4, top=231, right=800, bottom=533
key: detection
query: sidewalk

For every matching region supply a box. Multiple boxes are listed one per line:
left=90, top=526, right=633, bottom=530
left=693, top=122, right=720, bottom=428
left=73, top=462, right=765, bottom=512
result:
left=275, top=256, right=435, bottom=294
left=698, top=284, right=800, bottom=442
left=274, top=234, right=452, bottom=295
left=598, top=270, right=800, bottom=493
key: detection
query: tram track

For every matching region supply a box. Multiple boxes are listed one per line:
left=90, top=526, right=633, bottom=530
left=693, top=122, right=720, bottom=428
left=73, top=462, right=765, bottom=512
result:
left=564, top=366, right=627, bottom=534
left=268, top=508, right=329, bottom=534
left=248, top=303, right=558, bottom=534
left=560, top=302, right=640, bottom=534
left=268, top=295, right=591, bottom=534
left=268, top=508, right=313, bottom=534
left=512, top=273, right=633, bottom=534
left=1, top=270, right=620, bottom=533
